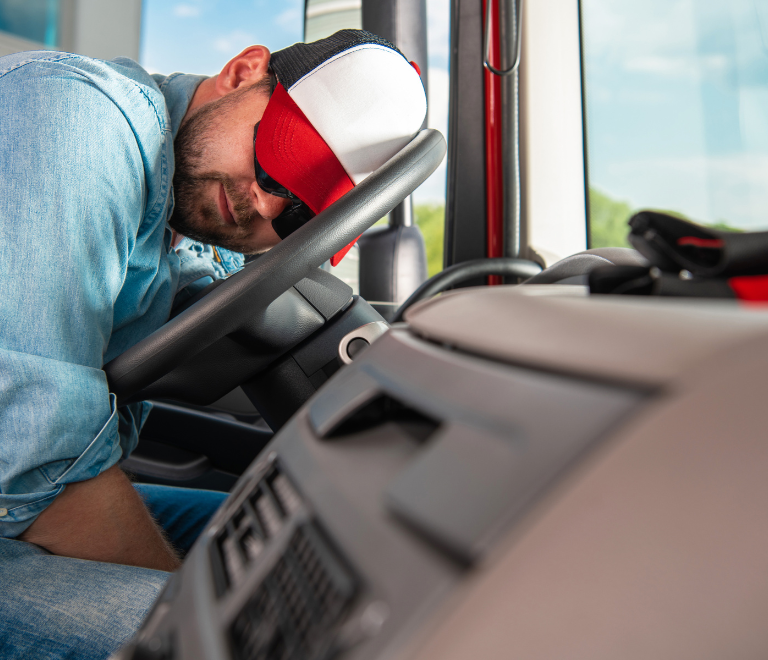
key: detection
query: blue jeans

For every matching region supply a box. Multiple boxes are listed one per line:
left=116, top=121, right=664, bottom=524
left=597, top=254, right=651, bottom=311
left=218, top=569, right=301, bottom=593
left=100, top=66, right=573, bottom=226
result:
left=0, top=484, right=227, bottom=660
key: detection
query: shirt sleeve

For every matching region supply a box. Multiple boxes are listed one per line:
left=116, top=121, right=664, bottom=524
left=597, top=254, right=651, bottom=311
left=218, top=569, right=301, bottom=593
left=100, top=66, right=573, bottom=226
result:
left=0, top=56, right=169, bottom=537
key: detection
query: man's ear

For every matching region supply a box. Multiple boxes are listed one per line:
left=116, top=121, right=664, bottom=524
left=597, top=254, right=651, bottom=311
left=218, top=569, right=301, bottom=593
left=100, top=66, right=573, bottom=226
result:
left=214, top=45, right=271, bottom=96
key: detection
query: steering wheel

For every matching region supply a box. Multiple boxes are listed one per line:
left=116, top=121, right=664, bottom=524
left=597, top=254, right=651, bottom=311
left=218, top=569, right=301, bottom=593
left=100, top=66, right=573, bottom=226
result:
left=104, top=129, right=447, bottom=405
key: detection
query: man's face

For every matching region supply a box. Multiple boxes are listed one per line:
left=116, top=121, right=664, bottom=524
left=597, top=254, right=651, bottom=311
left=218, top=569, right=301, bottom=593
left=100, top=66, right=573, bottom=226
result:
left=169, top=80, right=289, bottom=254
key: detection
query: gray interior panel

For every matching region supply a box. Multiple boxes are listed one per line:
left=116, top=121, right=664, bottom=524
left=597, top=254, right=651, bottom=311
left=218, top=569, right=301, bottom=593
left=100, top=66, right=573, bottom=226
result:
left=118, top=288, right=768, bottom=660
left=404, top=286, right=768, bottom=386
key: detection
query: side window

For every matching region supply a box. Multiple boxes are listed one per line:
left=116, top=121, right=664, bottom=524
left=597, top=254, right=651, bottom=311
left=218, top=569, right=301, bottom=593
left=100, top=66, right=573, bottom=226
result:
left=305, top=0, right=362, bottom=41
left=582, top=0, right=768, bottom=248
left=418, top=0, right=450, bottom=277
left=141, top=1, right=302, bottom=75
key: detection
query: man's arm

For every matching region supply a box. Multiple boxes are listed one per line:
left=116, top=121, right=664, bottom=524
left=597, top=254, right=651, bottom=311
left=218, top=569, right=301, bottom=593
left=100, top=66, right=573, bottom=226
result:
left=19, top=466, right=180, bottom=572
left=0, top=59, right=179, bottom=547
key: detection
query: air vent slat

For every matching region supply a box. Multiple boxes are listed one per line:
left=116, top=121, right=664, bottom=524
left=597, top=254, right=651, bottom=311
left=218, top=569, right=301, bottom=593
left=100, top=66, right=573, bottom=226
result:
left=271, top=473, right=302, bottom=516
left=222, top=534, right=246, bottom=588
left=241, top=532, right=265, bottom=562
left=241, top=499, right=266, bottom=539
left=255, top=487, right=284, bottom=537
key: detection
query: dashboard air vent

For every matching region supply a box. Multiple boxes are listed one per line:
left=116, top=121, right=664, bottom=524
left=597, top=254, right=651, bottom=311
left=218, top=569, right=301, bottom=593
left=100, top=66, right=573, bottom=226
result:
left=213, top=465, right=304, bottom=595
left=230, top=523, right=356, bottom=660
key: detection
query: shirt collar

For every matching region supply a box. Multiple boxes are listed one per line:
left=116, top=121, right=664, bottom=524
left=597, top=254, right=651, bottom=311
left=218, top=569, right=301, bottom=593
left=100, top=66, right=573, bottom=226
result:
left=154, top=72, right=208, bottom=139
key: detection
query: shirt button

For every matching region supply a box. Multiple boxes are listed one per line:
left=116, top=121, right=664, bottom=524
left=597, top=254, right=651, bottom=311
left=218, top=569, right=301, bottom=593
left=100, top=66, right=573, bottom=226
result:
left=0, top=508, right=7, bottom=517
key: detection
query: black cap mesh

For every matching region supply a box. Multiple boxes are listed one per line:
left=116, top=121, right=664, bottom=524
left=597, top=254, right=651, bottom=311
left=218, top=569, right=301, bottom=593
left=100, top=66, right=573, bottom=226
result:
left=270, top=29, right=405, bottom=90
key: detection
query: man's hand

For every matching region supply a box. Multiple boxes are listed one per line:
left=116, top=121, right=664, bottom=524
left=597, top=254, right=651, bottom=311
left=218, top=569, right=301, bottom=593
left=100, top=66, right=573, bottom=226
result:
left=19, top=465, right=181, bottom=571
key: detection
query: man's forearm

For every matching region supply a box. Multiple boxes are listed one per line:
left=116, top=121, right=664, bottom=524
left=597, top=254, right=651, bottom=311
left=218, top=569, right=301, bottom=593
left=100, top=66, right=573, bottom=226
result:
left=19, top=465, right=180, bottom=571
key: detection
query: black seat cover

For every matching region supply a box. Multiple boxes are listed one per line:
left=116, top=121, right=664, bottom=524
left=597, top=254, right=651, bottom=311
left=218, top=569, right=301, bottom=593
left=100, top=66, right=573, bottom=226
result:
left=524, top=248, right=649, bottom=285
left=358, top=224, right=428, bottom=317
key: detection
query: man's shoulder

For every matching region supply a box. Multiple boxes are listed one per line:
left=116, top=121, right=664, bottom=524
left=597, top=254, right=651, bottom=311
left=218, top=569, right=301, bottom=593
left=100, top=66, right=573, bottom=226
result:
left=0, top=51, right=168, bottom=131
left=0, top=51, right=177, bottom=237
left=0, top=51, right=154, bottom=86
left=0, top=50, right=74, bottom=76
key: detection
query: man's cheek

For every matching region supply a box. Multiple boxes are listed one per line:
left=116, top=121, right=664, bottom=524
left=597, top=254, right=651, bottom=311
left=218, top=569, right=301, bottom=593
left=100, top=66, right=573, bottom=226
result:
left=198, top=199, right=220, bottom=227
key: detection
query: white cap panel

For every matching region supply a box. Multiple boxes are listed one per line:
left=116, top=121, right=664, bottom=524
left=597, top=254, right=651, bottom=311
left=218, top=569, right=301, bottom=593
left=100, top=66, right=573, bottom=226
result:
left=287, top=44, right=427, bottom=184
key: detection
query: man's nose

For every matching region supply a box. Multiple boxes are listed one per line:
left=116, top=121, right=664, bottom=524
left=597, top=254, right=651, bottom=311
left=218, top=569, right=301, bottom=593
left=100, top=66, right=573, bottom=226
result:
left=250, top=179, right=291, bottom=221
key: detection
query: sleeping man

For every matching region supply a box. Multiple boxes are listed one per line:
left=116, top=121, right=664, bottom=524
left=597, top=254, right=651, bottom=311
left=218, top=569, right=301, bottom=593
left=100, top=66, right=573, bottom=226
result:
left=0, top=29, right=426, bottom=659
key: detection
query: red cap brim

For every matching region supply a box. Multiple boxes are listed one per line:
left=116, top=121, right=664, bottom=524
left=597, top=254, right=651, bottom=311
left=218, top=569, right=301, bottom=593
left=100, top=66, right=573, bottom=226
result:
left=256, top=84, right=358, bottom=265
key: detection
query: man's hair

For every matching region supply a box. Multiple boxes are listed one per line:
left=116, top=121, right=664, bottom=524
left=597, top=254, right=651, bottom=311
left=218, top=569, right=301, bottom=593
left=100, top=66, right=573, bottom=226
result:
left=250, top=71, right=275, bottom=96
left=210, top=72, right=274, bottom=114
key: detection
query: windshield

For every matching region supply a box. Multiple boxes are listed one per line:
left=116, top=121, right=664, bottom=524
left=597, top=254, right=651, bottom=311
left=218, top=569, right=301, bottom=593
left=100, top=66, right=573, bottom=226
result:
left=582, top=0, right=768, bottom=247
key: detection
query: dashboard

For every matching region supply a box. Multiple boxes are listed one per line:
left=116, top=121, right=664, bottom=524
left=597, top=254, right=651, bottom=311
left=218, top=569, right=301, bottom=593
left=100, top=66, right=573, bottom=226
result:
left=117, top=285, right=768, bottom=660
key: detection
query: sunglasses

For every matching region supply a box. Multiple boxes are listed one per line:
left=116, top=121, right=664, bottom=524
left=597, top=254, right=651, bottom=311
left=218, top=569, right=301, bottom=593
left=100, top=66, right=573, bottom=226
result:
left=253, top=122, right=315, bottom=239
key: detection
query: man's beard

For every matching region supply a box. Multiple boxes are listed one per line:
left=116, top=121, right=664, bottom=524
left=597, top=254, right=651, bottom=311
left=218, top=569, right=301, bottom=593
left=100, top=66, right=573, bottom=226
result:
left=169, top=84, right=267, bottom=253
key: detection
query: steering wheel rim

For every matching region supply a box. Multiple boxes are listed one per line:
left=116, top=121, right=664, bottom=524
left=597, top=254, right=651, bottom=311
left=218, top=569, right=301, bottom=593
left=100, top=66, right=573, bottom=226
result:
left=104, top=129, right=447, bottom=401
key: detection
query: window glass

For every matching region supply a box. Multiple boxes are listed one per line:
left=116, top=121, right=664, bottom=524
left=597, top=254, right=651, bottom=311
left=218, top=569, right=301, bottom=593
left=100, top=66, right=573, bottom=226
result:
left=0, top=0, right=60, bottom=47
left=140, top=1, right=302, bottom=76
left=304, top=0, right=362, bottom=42
left=582, top=0, right=768, bottom=248
left=415, top=0, right=450, bottom=276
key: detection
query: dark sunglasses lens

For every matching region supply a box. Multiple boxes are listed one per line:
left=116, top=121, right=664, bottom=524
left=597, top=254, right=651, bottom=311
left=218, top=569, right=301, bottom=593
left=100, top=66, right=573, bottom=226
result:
left=271, top=200, right=315, bottom=240
left=253, top=122, right=293, bottom=199
left=253, top=122, right=315, bottom=240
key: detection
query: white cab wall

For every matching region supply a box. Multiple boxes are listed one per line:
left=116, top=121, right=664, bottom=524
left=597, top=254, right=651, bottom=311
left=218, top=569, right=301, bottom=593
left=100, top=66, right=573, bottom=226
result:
left=520, top=0, right=587, bottom=265
left=67, top=0, right=142, bottom=61
left=0, top=0, right=142, bottom=61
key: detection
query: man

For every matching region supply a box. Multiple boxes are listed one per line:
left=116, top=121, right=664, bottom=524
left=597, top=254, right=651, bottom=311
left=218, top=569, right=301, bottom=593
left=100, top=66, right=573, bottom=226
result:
left=0, top=30, right=426, bottom=659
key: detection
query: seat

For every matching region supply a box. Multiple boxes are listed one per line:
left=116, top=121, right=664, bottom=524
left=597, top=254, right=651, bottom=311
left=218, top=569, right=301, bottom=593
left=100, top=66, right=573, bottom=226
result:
left=523, top=247, right=649, bottom=285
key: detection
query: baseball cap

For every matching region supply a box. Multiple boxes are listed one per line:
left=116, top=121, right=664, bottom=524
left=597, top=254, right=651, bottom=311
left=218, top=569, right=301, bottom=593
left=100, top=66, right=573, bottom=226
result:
left=255, top=29, right=427, bottom=266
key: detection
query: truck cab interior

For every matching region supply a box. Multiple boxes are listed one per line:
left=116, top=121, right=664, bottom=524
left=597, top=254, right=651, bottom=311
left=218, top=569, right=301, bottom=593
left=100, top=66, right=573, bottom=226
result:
left=8, top=0, right=768, bottom=658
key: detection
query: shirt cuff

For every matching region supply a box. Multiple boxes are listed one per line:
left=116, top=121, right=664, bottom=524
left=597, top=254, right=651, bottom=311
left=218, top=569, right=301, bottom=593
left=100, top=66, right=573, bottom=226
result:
left=0, top=393, right=122, bottom=538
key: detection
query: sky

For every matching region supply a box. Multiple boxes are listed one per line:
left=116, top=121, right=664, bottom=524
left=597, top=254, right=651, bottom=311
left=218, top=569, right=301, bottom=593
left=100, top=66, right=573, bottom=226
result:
left=140, top=0, right=450, bottom=204
left=582, top=0, right=768, bottom=229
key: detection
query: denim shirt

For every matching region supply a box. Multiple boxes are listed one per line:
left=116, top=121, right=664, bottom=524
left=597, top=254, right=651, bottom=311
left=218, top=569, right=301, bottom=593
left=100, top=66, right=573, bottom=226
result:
left=0, top=52, right=243, bottom=537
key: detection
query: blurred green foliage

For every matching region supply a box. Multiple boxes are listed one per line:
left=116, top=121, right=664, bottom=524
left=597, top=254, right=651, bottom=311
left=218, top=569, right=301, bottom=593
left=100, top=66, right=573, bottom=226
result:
left=588, top=188, right=634, bottom=248
left=409, top=193, right=743, bottom=279
left=415, top=203, right=445, bottom=277
left=708, top=221, right=743, bottom=232
left=589, top=187, right=743, bottom=248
